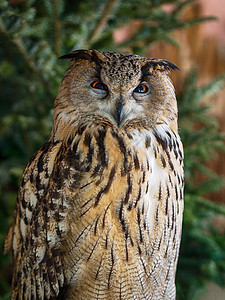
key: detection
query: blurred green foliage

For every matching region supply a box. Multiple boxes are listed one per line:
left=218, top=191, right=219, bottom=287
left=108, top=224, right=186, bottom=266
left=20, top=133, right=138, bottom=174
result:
left=0, top=0, right=224, bottom=299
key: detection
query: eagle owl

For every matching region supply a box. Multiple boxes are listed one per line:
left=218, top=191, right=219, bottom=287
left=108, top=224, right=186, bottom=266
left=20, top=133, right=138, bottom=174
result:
left=5, top=50, right=184, bottom=300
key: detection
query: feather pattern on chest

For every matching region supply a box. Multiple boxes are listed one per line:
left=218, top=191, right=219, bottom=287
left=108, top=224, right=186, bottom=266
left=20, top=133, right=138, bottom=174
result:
left=55, top=124, right=184, bottom=299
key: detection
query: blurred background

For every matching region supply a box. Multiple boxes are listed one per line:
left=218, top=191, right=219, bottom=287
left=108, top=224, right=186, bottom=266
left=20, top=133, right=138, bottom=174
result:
left=0, top=0, right=225, bottom=299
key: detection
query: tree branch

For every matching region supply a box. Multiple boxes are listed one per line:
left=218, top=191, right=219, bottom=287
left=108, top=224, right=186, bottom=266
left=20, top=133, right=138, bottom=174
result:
left=52, top=0, right=61, bottom=57
left=88, top=0, right=116, bottom=45
left=0, top=20, right=54, bottom=98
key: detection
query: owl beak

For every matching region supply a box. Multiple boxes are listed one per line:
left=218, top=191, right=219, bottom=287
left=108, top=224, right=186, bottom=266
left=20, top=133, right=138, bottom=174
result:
left=116, top=100, right=124, bottom=127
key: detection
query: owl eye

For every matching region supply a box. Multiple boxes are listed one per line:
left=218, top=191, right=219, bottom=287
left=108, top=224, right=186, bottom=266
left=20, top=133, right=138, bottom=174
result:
left=91, top=81, right=108, bottom=91
left=134, top=84, right=149, bottom=94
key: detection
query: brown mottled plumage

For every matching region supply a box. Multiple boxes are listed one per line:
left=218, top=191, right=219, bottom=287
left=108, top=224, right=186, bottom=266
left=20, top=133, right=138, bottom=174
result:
left=5, top=50, right=184, bottom=299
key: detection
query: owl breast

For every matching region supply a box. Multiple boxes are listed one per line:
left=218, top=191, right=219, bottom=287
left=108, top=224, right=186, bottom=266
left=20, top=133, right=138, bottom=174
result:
left=56, top=123, right=184, bottom=300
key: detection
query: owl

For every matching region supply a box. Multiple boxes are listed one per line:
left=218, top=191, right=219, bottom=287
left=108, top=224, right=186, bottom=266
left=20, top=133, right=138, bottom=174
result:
left=5, top=50, right=184, bottom=300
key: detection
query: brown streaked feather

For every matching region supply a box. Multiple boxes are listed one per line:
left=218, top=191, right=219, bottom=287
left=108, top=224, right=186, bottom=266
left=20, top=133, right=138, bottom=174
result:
left=6, top=50, right=183, bottom=300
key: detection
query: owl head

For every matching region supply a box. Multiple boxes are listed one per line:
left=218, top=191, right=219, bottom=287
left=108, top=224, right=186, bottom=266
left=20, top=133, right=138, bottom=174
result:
left=52, top=50, right=179, bottom=142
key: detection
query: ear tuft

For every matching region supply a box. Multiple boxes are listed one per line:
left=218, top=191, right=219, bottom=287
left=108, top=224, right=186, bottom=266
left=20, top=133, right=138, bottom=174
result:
left=161, top=60, right=180, bottom=71
left=59, top=50, right=92, bottom=61
left=59, top=49, right=104, bottom=65
left=142, top=59, right=180, bottom=75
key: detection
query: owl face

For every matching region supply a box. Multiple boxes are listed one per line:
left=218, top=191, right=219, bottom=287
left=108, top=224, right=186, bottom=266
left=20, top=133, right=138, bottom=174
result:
left=53, top=50, right=179, bottom=141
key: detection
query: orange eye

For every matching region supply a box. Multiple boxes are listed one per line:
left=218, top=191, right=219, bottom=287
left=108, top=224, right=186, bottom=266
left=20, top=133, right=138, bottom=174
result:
left=134, top=84, right=149, bottom=94
left=91, top=81, right=108, bottom=91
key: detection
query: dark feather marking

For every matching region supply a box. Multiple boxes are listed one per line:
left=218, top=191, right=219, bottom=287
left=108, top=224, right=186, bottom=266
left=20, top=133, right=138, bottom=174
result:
left=105, top=227, right=111, bottom=249
left=87, top=239, right=99, bottom=261
left=139, top=224, right=143, bottom=244
left=155, top=205, right=159, bottom=224
left=177, top=174, right=181, bottom=185
left=145, top=182, right=149, bottom=194
left=178, top=149, right=183, bottom=159
left=165, top=130, right=171, bottom=139
left=125, top=240, right=129, bottom=261
left=77, top=125, right=87, bottom=135
left=143, top=217, right=147, bottom=230
left=165, top=185, right=170, bottom=216
left=37, top=142, right=52, bottom=177
left=174, top=147, right=178, bottom=159
left=80, top=204, right=93, bottom=218
left=180, top=188, right=183, bottom=200
left=137, top=242, right=142, bottom=256
left=153, top=130, right=168, bottom=152
left=146, top=158, right=150, bottom=171
left=84, top=131, right=92, bottom=146
left=157, top=235, right=162, bottom=251
left=153, top=146, right=157, bottom=159
left=140, top=257, right=148, bottom=275
left=130, top=234, right=134, bottom=247
left=119, top=280, right=122, bottom=300
left=126, top=131, right=133, bottom=139
left=128, top=202, right=133, bottom=211
left=111, top=130, right=129, bottom=175
left=28, top=202, right=33, bottom=212
left=95, top=256, right=103, bottom=280
left=96, top=127, right=107, bottom=168
left=165, top=149, right=171, bottom=161
left=160, top=154, right=166, bottom=168
left=119, top=201, right=126, bottom=232
left=137, top=207, right=143, bottom=243
left=84, top=132, right=94, bottom=165
left=94, top=215, right=101, bottom=235
left=168, top=160, right=174, bottom=171
left=21, top=197, right=26, bottom=209
left=164, top=241, right=169, bottom=258
left=102, top=203, right=111, bottom=228
left=72, top=140, right=80, bottom=153
left=142, top=170, right=146, bottom=184
left=177, top=197, right=180, bottom=215
left=108, top=245, right=115, bottom=289
left=175, top=185, right=178, bottom=201
left=172, top=202, right=176, bottom=224
left=87, top=147, right=94, bottom=165
left=145, top=135, right=151, bottom=148
left=80, top=181, right=93, bottom=191
left=91, top=162, right=102, bottom=177
left=165, top=264, right=172, bottom=283
left=134, top=185, right=142, bottom=207
left=64, top=108, right=77, bottom=116
left=73, top=223, right=93, bottom=247
left=182, top=175, right=185, bottom=186
left=158, top=183, right=162, bottom=201
left=24, top=216, right=29, bottom=226
left=37, top=155, right=45, bottom=174
left=168, top=139, right=172, bottom=151
left=30, top=173, right=33, bottom=183
left=125, top=227, right=129, bottom=240
left=94, top=165, right=116, bottom=206
left=133, top=151, right=140, bottom=169
left=137, top=207, right=141, bottom=225
left=124, top=173, right=132, bottom=204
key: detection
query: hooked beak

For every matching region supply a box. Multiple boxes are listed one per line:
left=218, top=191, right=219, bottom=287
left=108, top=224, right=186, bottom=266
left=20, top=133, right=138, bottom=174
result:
left=116, top=101, right=124, bottom=128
